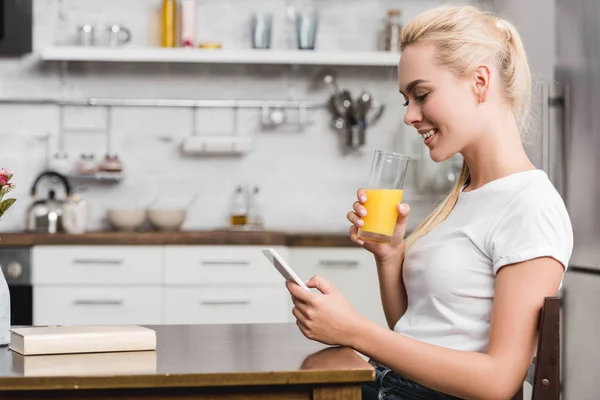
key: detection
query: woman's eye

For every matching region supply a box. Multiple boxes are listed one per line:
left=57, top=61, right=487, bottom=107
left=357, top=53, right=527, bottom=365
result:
left=415, top=93, right=429, bottom=103
left=403, top=100, right=409, bottom=107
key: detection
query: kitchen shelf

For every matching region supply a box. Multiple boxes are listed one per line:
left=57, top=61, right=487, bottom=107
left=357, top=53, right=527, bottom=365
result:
left=40, top=46, right=401, bottom=67
left=67, top=172, right=124, bottom=183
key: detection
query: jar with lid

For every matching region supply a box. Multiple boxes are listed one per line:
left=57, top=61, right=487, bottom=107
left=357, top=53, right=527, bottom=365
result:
left=75, top=153, right=97, bottom=175
left=229, top=185, right=247, bottom=228
left=383, top=9, right=402, bottom=52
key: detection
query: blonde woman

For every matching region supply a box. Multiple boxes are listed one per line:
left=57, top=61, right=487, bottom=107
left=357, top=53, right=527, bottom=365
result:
left=286, top=4, right=573, bottom=400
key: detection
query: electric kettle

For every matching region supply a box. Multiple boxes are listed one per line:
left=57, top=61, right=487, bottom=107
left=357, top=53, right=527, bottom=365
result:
left=26, top=170, right=72, bottom=233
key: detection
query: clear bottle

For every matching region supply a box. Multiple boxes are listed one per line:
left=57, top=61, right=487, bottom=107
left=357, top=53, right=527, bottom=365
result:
left=247, top=186, right=264, bottom=230
left=229, top=185, right=247, bottom=228
left=384, top=9, right=402, bottom=52
left=179, top=0, right=196, bottom=47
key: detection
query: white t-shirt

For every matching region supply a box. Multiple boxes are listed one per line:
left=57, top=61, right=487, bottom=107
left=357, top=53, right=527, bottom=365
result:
left=394, top=170, right=573, bottom=353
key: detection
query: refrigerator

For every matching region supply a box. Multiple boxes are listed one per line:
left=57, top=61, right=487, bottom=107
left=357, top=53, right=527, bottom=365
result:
left=552, top=0, right=600, bottom=398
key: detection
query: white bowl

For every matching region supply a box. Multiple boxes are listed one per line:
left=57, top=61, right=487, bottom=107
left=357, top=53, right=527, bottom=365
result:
left=148, top=209, right=186, bottom=231
left=107, top=209, right=147, bottom=231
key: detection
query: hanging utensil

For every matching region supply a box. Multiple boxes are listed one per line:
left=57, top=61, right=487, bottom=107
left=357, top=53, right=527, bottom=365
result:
left=355, top=91, right=373, bottom=146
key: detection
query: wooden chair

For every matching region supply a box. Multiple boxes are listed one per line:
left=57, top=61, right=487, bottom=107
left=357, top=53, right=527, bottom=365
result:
left=511, top=296, right=560, bottom=400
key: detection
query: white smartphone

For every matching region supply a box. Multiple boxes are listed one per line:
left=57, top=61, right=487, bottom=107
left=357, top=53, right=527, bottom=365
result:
left=262, top=248, right=311, bottom=292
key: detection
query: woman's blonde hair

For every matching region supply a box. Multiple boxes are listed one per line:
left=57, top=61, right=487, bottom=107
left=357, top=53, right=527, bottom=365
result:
left=402, top=5, right=532, bottom=250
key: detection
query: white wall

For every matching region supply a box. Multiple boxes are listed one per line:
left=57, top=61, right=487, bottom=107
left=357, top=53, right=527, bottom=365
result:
left=0, top=0, right=489, bottom=232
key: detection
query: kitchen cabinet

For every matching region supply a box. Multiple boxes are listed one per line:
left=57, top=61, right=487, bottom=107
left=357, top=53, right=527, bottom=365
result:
left=291, top=248, right=387, bottom=328
left=31, top=245, right=293, bottom=326
left=32, top=245, right=163, bottom=326
left=30, top=245, right=386, bottom=328
left=34, top=286, right=163, bottom=326
left=163, top=245, right=288, bottom=286
left=32, top=246, right=162, bottom=285
left=163, top=246, right=291, bottom=325
left=164, top=287, right=289, bottom=325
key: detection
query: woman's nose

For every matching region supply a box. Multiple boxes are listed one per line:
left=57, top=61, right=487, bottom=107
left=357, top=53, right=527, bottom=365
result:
left=404, top=103, right=422, bottom=127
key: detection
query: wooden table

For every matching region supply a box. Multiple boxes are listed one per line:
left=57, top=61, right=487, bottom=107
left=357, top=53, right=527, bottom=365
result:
left=0, top=323, right=375, bottom=399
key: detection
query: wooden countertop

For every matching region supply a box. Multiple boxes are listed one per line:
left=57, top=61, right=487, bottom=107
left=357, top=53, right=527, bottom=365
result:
left=0, top=323, right=374, bottom=391
left=0, top=230, right=356, bottom=247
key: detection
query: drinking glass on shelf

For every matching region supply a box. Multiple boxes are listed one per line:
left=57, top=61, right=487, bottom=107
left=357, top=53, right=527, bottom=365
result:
left=252, top=13, right=273, bottom=49
left=358, top=150, right=410, bottom=244
left=295, top=10, right=318, bottom=50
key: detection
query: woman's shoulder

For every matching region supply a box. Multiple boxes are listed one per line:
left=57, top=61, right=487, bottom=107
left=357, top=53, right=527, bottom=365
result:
left=506, top=170, right=567, bottom=213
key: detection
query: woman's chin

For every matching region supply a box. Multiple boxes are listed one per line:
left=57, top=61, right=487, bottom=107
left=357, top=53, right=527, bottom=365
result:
left=428, top=148, right=454, bottom=163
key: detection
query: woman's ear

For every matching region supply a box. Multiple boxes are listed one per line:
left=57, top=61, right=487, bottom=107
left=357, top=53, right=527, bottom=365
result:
left=473, top=65, right=491, bottom=103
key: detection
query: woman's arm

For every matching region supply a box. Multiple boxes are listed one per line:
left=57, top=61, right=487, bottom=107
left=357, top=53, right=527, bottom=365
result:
left=350, top=256, right=564, bottom=400
left=375, top=251, right=408, bottom=329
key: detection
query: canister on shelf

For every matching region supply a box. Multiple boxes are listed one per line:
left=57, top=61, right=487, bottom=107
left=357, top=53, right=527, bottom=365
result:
left=161, top=0, right=177, bottom=47
left=383, top=9, right=402, bottom=52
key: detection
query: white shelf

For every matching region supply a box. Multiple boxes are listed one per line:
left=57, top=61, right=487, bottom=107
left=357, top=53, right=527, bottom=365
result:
left=40, top=46, right=400, bottom=67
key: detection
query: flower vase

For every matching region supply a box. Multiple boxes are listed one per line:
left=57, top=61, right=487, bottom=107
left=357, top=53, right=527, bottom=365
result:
left=0, top=267, right=9, bottom=346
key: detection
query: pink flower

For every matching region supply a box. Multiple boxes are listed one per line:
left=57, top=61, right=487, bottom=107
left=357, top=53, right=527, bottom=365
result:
left=0, top=168, right=12, bottom=182
left=0, top=175, right=7, bottom=186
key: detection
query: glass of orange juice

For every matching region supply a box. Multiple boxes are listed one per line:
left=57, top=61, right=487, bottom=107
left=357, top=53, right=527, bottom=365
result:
left=358, top=150, right=410, bottom=244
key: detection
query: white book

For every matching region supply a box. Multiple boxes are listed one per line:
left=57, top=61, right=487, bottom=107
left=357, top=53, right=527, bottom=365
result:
left=9, top=325, right=157, bottom=356
left=12, top=350, right=157, bottom=376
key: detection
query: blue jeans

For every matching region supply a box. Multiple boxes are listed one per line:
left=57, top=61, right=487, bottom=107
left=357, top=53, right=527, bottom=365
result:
left=362, top=360, right=463, bottom=400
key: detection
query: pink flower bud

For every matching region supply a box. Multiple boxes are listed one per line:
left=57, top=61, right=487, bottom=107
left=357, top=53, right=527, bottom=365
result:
left=0, top=168, right=12, bottom=181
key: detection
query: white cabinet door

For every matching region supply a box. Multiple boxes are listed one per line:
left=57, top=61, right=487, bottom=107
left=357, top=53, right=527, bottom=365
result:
left=34, top=287, right=163, bottom=326
left=163, top=246, right=288, bottom=285
left=164, top=287, right=290, bottom=324
left=32, top=246, right=163, bottom=285
left=291, top=248, right=387, bottom=328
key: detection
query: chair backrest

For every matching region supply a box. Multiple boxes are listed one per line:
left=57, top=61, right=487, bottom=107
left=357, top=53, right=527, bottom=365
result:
left=511, top=296, right=561, bottom=400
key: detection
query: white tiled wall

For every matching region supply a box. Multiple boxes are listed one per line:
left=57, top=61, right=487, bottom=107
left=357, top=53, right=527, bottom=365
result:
left=0, top=0, right=489, bottom=232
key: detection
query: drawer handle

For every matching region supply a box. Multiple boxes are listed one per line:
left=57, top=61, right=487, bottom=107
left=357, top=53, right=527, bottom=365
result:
left=200, top=261, right=250, bottom=266
left=73, top=299, right=124, bottom=306
left=318, top=260, right=359, bottom=268
left=72, top=258, right=124, bottom=265
left=201, top=299, right=251, bottom=305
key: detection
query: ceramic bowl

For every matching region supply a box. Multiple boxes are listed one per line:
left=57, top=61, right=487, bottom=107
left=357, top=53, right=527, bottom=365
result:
left=147, top=209, right=186, bottom=231
left=106, top=209, right=147, bottom=231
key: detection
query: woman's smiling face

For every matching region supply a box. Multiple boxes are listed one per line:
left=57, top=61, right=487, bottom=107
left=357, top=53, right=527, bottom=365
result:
left=398, top=42, right=491, bottom=162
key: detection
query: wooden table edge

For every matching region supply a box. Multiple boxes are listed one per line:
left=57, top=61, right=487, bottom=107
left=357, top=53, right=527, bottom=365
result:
left=0, top=369, right=376, bottom=391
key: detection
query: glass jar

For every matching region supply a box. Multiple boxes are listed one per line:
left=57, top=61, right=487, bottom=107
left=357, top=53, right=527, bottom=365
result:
left=384, top=9, right=402, bottom=52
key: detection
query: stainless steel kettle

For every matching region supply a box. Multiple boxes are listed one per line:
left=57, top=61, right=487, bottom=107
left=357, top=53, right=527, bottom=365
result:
left=26, top=171, right=72, bottom=233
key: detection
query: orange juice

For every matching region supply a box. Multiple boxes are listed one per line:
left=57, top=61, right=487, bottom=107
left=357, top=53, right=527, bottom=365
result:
left=359, top=189, right=404, bottom=239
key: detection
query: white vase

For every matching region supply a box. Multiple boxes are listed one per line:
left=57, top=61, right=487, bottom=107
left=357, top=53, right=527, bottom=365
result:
left=0, top=266, right=9, bottom=346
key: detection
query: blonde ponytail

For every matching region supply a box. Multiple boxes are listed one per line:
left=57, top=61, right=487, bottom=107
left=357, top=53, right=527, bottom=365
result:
left=401, top=6, right=532, bottom=250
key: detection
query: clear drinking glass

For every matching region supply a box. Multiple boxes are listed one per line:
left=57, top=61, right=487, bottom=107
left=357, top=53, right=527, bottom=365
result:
left=296, top=11, right=318, bottom=50
left=357, top=150, right=410, bottom=244
left=252, top=13, right=273, bottom=49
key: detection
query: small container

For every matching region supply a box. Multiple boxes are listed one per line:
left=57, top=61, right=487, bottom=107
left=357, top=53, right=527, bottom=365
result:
left=75, top=154, right=97, bottom=175
left=161, top=0, right=177, bottom=47
left=98, top=154, right=123, bottom=173
left=383, top=9, right=402, bottom=52
left=180, top=0, right=196, bottom=47
left=229, top=185, right=247, bottom=228
left=106, top=24, right=131, bottom=47
left=247, top=186, right=264, bottom=229
left=77, top=24, right=95, bottom=46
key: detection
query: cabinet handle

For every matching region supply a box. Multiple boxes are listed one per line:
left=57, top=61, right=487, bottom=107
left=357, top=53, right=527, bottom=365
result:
left=73, top=299, right=124, bottom=306
left=200, top=260, right=250, bottom=266
left=318, top=260, right=359, bottom=268
left=201, top=299, right=251, bottom=305
left=72, top=258, right=124, bottom=265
